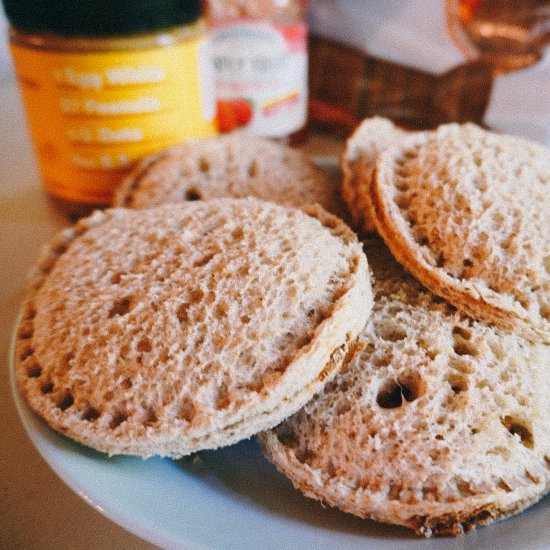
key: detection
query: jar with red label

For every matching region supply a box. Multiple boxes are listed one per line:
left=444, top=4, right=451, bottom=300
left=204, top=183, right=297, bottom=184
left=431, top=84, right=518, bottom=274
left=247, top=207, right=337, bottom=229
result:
left=206, top=0, right=309, bottom=138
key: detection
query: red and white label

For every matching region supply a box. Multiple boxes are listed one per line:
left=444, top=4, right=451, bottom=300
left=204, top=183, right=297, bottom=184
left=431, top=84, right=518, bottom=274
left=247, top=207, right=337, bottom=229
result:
left=209, top=20, right=308, bottom=137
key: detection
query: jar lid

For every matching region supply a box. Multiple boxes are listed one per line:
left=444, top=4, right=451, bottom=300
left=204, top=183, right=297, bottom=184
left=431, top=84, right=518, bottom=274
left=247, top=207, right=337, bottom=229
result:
left=2, top=0, right=201, bottom=36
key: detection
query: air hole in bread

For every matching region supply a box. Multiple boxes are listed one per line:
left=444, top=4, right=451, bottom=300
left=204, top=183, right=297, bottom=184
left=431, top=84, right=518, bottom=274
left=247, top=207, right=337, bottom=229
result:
left=214, top=301, right=228, bottom=319
left=53, top=243, right=68, bottom=255
left=419, top=237, right=429, bottom=246
left=18, top=323, right=33, bottom=340
left=190, top=289, right=204, bottom=303
left=82, top=407, right=100, bottom=421
left=436, top=254, right=445, bottom=268
left=237, top=263, right=251, bottom=277
left=121, top=377, right=132, bottom=390
left=26, top=361, right=42, bottom=378
left=429, top=447, right=450, bottom=461
left=323, top=380, right=338, bottom=394
left=58, top=392, right=74, bottom=411
left=399, top=372, right=425, bottom=402
left=377, top=324, right=407, bottom=342
left=515, top=294, right=530, bottom=310
left=23, top=304, right=36, bottom=321
left=232, top=227, right=244, bottom=241
left=462, top=258, right=473, bottom=268
left=395, top=195, right=410, bottom=209
left=388, top=481, right=403, bottom=500
left=543, top=256, right=550, bottom=275
left=185, top=188, right=202, bottom=201
left=110, top=272, right=122, bottom=284
left=193, top=253, right=215, bottom=268
left=377, top=379, right=403, bottom=409
left=198, top=157, right=210, bottom=173
left=395, top=171, right=409, bottom=183
left=176, top=303, right=189, bottom=324
left=453, top=341, right=478, bottom=357
left=137, top=337, right=152, bottom=353
left=500, top=236, right=514, bottom=250
left=448, top=373, right=468, bottom=394
left=145, top=408, right=158, bottom=425
left=426, top=348, right=439, bottom=360
left=248, top=160, right=258, bottom=178
left=457, top=480, right=476, bottom=497
left=453, top=329, right=478, bottom=356
left=245, top=377, right=264, bottom=393
left=540, top=304, right=550, bottom=320
left=178, top=400, right=196, bottom=422
left=336, top=401, right=352, bottom=415
left=19, top=346, right=34, bottom=361
left=215, top=383, right=230, bottom=410
left=294, top=446, right=316, bottom=464
left=498, top=479, right=514, bottom=493
left=452, top=326, right=472, bottom=340
left=109, top=411, right=128, bottom=429
left=59, top=353, right=73, bottom=373
left=501, top=416, right=534, bottom=449
left=525, top=470, right=540, bottom=484
left=103, top=390, right=114, bottom=401
left=108, top=297, right=132, bottom=318
left=326, top=459, right=337, bottom=477
left=41, top=382, right=54, bottom=394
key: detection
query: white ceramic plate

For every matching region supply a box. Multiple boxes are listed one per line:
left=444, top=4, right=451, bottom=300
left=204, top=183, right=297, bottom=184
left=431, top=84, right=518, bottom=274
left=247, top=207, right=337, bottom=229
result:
left=10, top=321, right=550, bottom=550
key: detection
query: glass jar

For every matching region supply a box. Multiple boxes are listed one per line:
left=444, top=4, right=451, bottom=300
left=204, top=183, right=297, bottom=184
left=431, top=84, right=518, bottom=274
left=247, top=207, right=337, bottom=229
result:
left=3, top=0, right=217, bottom=216
left=206, top=0, right=309, bottom=139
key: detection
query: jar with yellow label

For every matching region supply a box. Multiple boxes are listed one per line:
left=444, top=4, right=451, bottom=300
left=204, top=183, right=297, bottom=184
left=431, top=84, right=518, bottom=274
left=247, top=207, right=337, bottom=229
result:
left=3, top=0, right=217, bottom=216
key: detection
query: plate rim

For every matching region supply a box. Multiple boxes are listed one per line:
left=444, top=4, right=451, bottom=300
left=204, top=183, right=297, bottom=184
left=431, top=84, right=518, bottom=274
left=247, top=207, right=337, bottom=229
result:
left=9, top=311, right=205, bottom=550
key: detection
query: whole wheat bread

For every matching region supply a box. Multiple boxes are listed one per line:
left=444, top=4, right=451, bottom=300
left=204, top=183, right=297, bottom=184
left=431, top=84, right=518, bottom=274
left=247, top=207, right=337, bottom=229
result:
left=368, top=123, right=550, bottom=343
left=113, top=133, right=346, bottom=218
left=259, top=237, right=550, bottom=537
left=15, top=199, right=372, bottom=458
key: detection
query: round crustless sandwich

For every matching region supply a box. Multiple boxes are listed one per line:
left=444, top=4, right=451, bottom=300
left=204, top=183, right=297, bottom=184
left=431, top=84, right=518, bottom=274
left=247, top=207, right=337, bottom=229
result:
left=15, top=199, right=372, bottom=458
left=260, top=238, right=550, bottom=537
left=368, top=123, right=550, bottom=343
left=113, top=133, right=347, bottom=219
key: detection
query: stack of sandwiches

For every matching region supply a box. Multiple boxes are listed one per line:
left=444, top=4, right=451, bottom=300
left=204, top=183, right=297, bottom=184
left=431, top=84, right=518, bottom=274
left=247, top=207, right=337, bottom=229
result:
left=16, top=121, right=550, bottom=537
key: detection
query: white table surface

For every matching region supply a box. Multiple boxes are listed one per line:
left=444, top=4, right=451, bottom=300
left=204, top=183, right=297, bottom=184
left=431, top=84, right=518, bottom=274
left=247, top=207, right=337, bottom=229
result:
left=0, top=77, right=345, bottom=549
